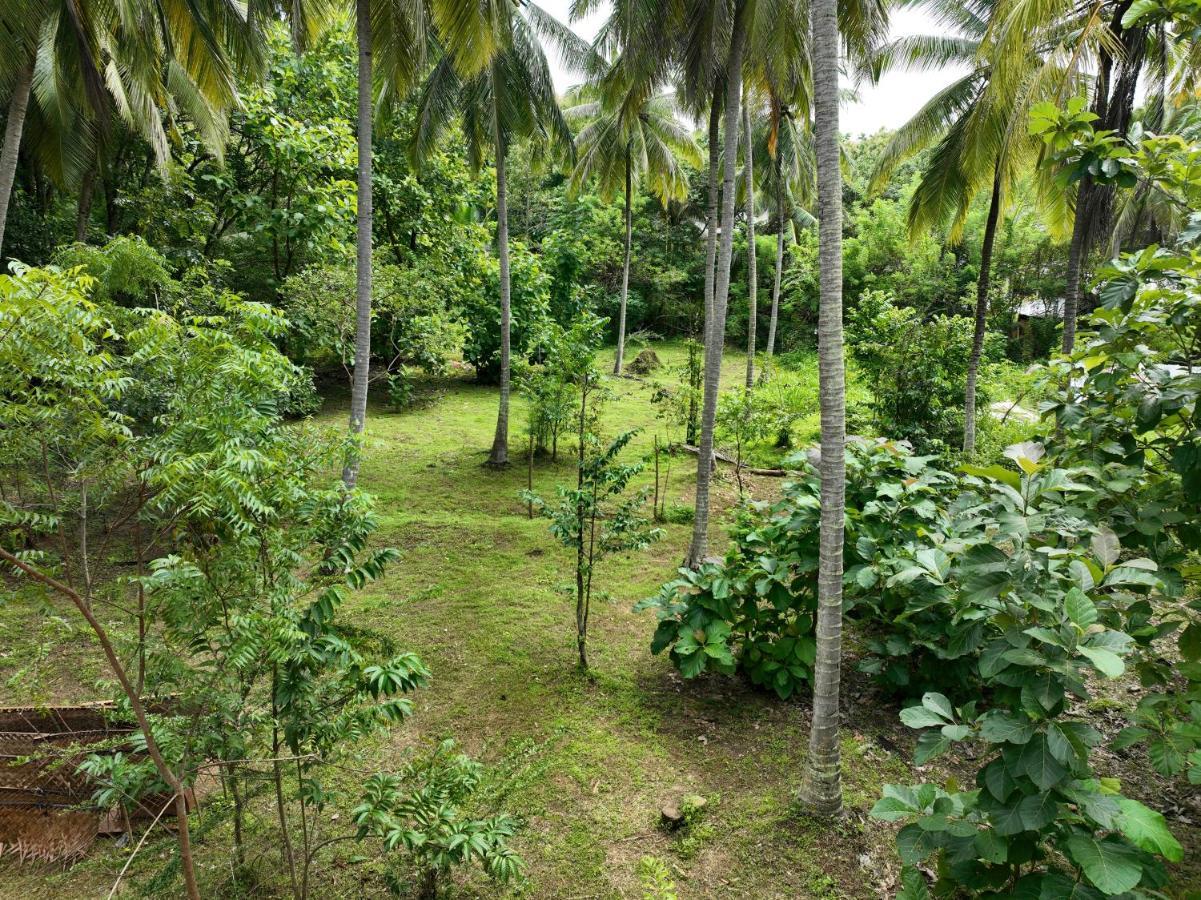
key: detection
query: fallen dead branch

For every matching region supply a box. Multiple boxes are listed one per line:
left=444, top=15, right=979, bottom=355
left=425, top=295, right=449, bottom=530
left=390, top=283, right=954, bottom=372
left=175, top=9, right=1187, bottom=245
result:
left=673, top=443, right=792, bottom=477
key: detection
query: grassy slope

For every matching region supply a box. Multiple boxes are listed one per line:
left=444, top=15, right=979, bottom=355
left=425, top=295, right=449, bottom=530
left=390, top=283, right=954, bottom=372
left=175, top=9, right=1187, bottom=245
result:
left=1, top=343, right=1195, bottom=898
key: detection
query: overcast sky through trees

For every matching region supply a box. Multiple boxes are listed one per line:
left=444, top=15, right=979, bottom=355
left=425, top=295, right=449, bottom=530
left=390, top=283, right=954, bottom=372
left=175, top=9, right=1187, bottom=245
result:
left=540, top=1, right=967, bottom=136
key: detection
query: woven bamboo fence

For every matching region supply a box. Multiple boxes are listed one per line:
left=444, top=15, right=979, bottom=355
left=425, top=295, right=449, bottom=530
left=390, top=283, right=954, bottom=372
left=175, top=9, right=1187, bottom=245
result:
left=0, top=702, right=183, bottom=863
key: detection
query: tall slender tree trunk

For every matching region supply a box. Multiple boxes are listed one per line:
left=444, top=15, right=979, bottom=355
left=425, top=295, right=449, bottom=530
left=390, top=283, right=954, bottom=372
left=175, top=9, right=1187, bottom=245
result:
left=0, top=61, right=34, bottom=260
left=743, top=99, right=757, bottom=388
left=1062, top=2, right=1142, bottom=355
left=489, top=75, right=512, bottom=467
left=702, top=93, right=721, bottom=335
left=688, top=0, right=748, bottom=566
left=801, top=0, right=846, bottom=816
left=963, top=167, right=1001, bottom=453
left=614, top=145, right=632, bottom=375
left=75, top=164, right=97, bottom=243
left=575, top=385, right=588, bottom=668
left=343, top=0, right=373, bottom=488
left=1062, top=189, right=1088, bottom=354
left=766, top=164, right=784, bottom=365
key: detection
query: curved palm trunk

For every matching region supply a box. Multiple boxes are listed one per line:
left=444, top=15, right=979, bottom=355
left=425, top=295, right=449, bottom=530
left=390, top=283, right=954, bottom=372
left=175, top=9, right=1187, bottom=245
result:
left=766, top=165, right=784, bottom=366
left=343, top=0, right=373, bottom=488
left=0, top=61, right=34, bottom=259
left=614, top=145, right=632, bottom=375
left=488, top=77, right=512, bottom=467
left=688, top=0, right=748, bottom=567
left=963, top=167, right=1001, bottom=453
left=743, top=101, right=757, bottom=388
left=801, top=0, right=846, bottom=816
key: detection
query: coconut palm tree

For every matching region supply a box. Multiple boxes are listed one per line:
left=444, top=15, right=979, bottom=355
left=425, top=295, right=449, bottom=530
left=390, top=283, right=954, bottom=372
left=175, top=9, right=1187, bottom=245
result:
left=564, top=82, right=700, bottom=374
left=340, top=0, right=430, bottom=486
left=0, top=0, right=260, bottom=259
left=685, top=0, right=751, bottom=567
left=742, top=0, right=813, bottom=374
left=866, top=0, right=1082, bottom=451
left=742, top=93, right=758, bottom=387
left=760, top=92, right=815, bottom=367
left=415, top=2, right=593, bottom=467
left=575, top=0, right=750, bottom=563
left=801, top=0, right=848, bottom=817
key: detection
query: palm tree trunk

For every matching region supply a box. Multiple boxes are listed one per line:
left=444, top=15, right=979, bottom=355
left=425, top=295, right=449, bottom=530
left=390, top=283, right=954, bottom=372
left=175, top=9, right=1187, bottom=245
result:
left=488, top=72, right=512, bottom=467
left=702, top=92, right=721, bottom=335
left=76, top=164, right=97, bottom=243
left=0, top=61, right=34, bottom=259
left=801, top=0, right=846, bottom=816
left=1062, top=191, right=1088, bottom=354
left=343, top=0, right=373, bottom=488
left=688, top=0, right=748, bottom=567
left=963, top=166, right=1001, bottom=453
left=614, top=144, right=632, bottom=375
left=766, top=164, right=784, bottom=365
left=743, top=100, right=757, bottom=388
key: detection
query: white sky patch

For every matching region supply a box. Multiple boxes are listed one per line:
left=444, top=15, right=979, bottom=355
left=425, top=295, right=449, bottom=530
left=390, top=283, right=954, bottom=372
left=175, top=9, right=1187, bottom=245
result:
left=537, top=0, right=967, bottom=137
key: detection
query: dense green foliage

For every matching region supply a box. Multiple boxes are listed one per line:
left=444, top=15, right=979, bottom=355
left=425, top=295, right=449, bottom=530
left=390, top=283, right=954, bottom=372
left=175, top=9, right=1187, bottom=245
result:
left=2, top=0, right=1200, bottom=894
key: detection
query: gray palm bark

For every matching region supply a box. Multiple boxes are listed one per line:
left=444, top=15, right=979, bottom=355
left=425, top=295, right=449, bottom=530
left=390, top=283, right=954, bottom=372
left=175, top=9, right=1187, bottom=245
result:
left=801, top=0, right=847, bottom=815
left=963, top=167, right=1001, bottom=452
left=344, top=0, right=373, bottom=488
left=76, top=164, right=96, bottom=243
left=0, top=62, right=33, bottom=259
left=702, top=95, right=721, bottom=333
left=614, top=144, right=632, bottom=375
left=743, top=100, right=757, bottom=388
left=1062, top=198, right=1087, bottom=354
left=488, top=66, right=512, bottom=467
left=766, top=160, right=784, bottom=365
left=688, top=0, right=748, bottom=567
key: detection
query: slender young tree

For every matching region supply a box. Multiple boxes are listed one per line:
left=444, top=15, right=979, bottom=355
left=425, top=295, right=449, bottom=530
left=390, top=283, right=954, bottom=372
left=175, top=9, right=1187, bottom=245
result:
left=801, top=0, right=847, bottom=814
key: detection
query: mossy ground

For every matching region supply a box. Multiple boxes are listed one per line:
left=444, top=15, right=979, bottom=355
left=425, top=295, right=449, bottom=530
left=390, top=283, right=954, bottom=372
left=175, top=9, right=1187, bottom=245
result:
left=0, top=343, right=1196, bottom=898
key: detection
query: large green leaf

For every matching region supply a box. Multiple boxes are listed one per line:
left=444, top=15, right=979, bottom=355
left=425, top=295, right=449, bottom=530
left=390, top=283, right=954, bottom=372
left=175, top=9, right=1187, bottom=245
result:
left=1115, top=796, right=1183, bottom=862
left=1079, top=646, right=1125, bottom=678
left=1020, top=734, right=1068, bottom=790
left=1065, top=835, right=1143, bottom=895
left=1064, top=588, right=1098, bottom=629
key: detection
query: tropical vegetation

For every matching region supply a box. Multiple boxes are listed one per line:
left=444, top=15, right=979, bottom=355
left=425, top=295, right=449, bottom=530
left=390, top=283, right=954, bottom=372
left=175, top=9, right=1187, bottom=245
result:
left=0, top=0, right=1198, bottom=896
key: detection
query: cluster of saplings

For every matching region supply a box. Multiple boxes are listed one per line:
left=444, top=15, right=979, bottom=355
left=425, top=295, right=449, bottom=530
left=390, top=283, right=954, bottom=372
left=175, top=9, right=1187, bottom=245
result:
left=0, top=260, right=523, bottom=898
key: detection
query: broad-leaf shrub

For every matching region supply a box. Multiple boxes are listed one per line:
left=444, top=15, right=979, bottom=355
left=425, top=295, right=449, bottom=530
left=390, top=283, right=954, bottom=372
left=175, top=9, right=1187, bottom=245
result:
left=871, top=443, right=1182, bottom=896
left=280, top=258, right=465, bottom=380
left=638, top=440, right=971, bottom=699
left=1033, top=113, right=1201, bottom=792
left=847, top=291, right=1005, bottom=455
left=462, top=241, right=553, bottom=384
left=353, top=739, right=524, bottom=899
